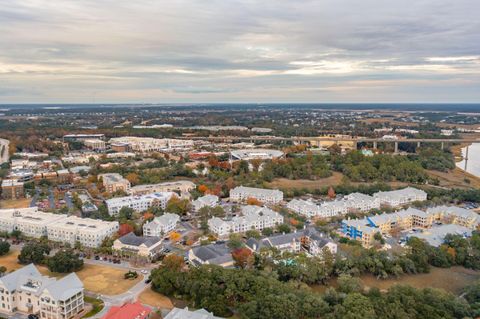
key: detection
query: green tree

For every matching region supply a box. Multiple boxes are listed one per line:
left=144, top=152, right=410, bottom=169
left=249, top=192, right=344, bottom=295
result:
left=18, top=242, right=50, bottom=264
left=47, top=249, right=84, bottom=273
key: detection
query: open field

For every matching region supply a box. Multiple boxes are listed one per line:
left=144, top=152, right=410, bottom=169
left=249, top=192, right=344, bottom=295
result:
left=0, top=198, right=31, bottom=209
left=427, top=168, right=480, bottom=189
left=267, top=172, right=344, bottom=190
left=138, top=288, right=175, bottom=309
left=0, top=251, right=143, bottom=295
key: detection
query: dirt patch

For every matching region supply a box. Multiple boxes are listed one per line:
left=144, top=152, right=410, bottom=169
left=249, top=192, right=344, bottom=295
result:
left=0, top=198, right=31, bottom=209
left=138, top=288, right=174, bottom=310
left=0, top=251, right=143, bottom=295
left=267, top=172, right=344, bottom=190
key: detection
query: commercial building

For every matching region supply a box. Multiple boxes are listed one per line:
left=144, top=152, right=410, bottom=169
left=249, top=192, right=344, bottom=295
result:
left=208, top=206, right=284, bottom=237
left=0, top=264, right=84, bottom=319
left=101, top=301, right=152, bottom=319
left=47, top=216, right=119, bottom=248
left=164, top=307, right=224, bottom=319
left=187, top=243, right=234, bottom=268
left=230, top=149, right=284, bottom=160
left=373, top=187, right=427, bottom=207
left=409, top=224, right=473, bottom=247
left=230, top=186, right=283, bottom=204
left=113, top=233, right=163, bottom=258
left=142, top=213, right=180, bottom=237
left=99, top=173, right=131, bottom=194
left=105, top=192, right=174, bottom=216
left=129, top=180, right=195, bottom=196
left=192, top=195, right=220, bottom=212
left=83, top=139, right=106, bottom=151
left=1, top=179, right=24, bottom=200
left=109, top=137, right=193, bottom=153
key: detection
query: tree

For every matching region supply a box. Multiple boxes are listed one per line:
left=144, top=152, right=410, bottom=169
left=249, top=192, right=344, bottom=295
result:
left=246, top=197, right=262, bottom=206
left=328, top=186, right=336, bottom=199
left=0, top=241, right=10, bottom=256
left=277, top=224, right=291, bottom=234
left=198, top=184, right=209, bottom=194
left=262, top=227, right=273, bottom=236
left=245, top=230, right=261, bottom=240
left=118, top=223, right=134, bottom=236
left=166, top=196, right=191, bottom=215
left=18, top=242, right=50, bottom=264
left=126, top=173, right=139, bottom=185
left=118, top=207, right=134, bottom=221
left=337, top=274, right=362, bottom=294
left=227, top=233, right=244, bottom=249
left=47, top=249, right=83, bottom=273
left=232, top=248, right=254, bottom=269
left=169, top=231, right=182, bottom=242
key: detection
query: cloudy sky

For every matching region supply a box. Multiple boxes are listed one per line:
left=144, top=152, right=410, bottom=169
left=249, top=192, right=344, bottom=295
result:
left=1, top=0, right=479, bottom=103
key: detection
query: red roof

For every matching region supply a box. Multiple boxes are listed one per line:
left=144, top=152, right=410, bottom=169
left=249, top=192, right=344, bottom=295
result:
left=102, top=301, right=151, bottom=319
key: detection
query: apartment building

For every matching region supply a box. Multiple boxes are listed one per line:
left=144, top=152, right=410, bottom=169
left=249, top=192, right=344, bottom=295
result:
left=287, top=199, right=322, bottom=218
left=113, top=233, right=163, bottom=258
left=0, top=138, right=9, bottom=165
left=230, top=186, right=283, bottom=204
left=230, top=149, right=284, bottom=160
left=0, top=207, right=66, bottom=238
left=192, top=195, right=219, bottom=212
left=0, top=207, right=118, bottom=247
left=83, top=139, right=106, bottom=151
left=427, top=206, right=479, bottom=229
left=208, top=206, right=284, bottom=236
left=47, top=216, right=119, bottom=248
left=99, top=173, right=131, bottom=194
left=246, top=227, right=337, bottom=257
left=142, top=213, right=180, bottom=237
left=63, top=134, right=105, bottom=142
left=105, top=192, right=174, bottom=216
left=129, top=180, right=195, bottom=196
left=0, top=264, right=84, bottom=319
left=109, top=137, right=193, bottom=153
left=1, top=179, right=24, bottom=200
left=341, top=218, right=378, bottom=248
left=344, top=193, right=381, bottom=211
left=373, top=187, right=427, bottom=207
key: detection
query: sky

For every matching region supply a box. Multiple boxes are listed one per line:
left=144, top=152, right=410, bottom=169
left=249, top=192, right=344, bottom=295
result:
left=0, top=0, right=479, bottom=103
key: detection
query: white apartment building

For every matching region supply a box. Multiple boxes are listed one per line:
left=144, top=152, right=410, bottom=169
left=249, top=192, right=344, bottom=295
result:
left=47, top=216, right=119, bottom=248
left=143, top=213, right=180, bottom=236
left=0, top=207, right=66, bottom=238
left=0, top=264, right=84, bottom=319
left=230, top=149, right=284, bottom=160
left=192, top=195, right=220, bottom=212
left=105, top=192, right=175, bottom=216
left=230, top=186, right=283, bottom=204
left=99, top=173, right=131, bottom=194
left=0, top=207, right=119, bottom=248
left=109, top=137, right=193, bottom=153
left=129, top=180, right=195, bottom=196
left=208, top=206, right=284, bottom=236
left=344, top=193, right=381, bottom=211
left=373, top=187, right=427, bottom=207
left=83, top=139, right=106, bottom=151
left=287, top=199, right=322, bottom=218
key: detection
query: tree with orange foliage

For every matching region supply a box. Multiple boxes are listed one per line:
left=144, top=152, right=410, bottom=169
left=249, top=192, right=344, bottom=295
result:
left=162, top=254, right=184, bottom=270
left=126, top=173, right=139, bottom=186
left=231, top=248, right=254, bottom=269
left=143, top=212, right=154, bottom=221
left=328, top=186, right=336, bottom=199
left=208, top=155, right=219, bottom=168
left=289, top=218, right=299, bottom=227
left=246, top=197, right=262, bottom=206
left=198, top=184, right=209, bottom=194
left=118, top=223, right=134, bottom=236
left=169, top=231, right=182, bottom=242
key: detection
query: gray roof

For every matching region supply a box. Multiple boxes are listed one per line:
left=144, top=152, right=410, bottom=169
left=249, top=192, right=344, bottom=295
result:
left=191, top=243, right=233, bottom=265
left=118, top=232, right=161, bottom=247
left=0, top=264, right=83, bottom=300
left=165, top=307, right=224, bottom=319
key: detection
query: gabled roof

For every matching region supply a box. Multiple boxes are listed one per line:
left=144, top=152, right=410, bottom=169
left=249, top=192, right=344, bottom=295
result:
left=117, top=232, right=161, bottom=247
left=45, top=272, right=83, bottom=301
left=191, top=243, right=232, bottom=264
left=0, top=263, right=40, bottom=292
left=102, top=301, right=151, bottom=319
left=165, top=307, right=224, bottom=319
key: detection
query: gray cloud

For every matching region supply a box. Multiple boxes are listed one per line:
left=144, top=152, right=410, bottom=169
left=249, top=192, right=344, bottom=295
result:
left=0, top=0, right=479, bottom=103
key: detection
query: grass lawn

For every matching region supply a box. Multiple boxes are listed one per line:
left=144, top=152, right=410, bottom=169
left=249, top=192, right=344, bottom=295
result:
left=0, top=198, right=31, bottom=209
left=83, top=296, right=104, bottom=318
left=267, top=171, right=344, bottom=190
left=138, top=287, right=174, bottom=309
left=0, top=251, right=143, bottom=295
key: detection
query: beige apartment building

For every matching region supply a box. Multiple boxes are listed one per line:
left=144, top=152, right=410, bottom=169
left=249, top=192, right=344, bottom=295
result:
left=99, top=173, right=131, bottom=193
